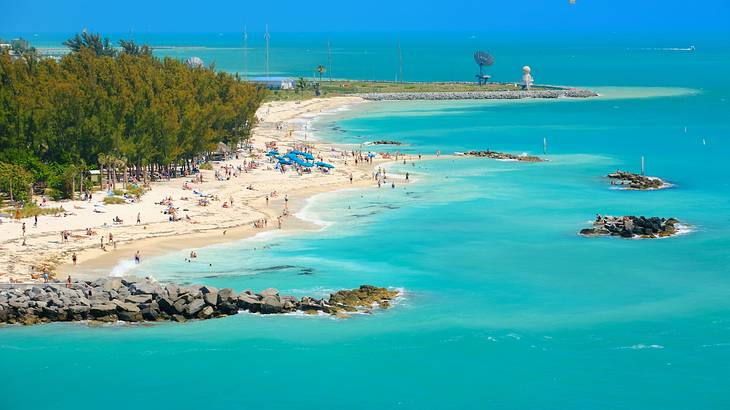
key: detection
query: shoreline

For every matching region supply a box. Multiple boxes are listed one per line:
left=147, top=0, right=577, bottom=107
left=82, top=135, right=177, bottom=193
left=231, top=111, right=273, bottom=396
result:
left=1, top=85, right=599, bottom=284
left=1, top=96, right=403, bottom=283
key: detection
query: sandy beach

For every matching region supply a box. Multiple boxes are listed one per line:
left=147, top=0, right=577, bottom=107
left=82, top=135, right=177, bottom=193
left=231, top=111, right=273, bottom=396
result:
left=0, top=96, right=413, bottom=283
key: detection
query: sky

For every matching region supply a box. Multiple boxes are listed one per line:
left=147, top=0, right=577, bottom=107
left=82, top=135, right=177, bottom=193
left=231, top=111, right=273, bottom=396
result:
left=1, top=0, right=729, bottom=34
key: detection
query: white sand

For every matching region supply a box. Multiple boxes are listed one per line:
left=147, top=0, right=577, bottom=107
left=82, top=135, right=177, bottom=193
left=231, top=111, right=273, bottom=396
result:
left=0, top=96, right=420, bottom=283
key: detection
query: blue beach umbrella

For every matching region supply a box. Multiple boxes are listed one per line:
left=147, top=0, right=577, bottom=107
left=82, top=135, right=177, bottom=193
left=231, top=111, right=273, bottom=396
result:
left=266, top=150, right=279, bottom=156
left=315, top=162, right=334, bottom=169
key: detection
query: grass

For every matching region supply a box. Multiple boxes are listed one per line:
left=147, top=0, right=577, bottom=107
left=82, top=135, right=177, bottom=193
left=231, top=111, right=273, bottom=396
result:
left=265, top=80, right=550, bottom=101
left=103, top=196, right=126, bottom=205
left=2, top=204, right=64, bottom=218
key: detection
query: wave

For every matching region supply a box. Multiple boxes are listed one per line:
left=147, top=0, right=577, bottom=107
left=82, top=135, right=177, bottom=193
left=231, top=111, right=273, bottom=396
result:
left=616, top=344, right=665, bottom=350
left=109, top=258, right=138, bottom=277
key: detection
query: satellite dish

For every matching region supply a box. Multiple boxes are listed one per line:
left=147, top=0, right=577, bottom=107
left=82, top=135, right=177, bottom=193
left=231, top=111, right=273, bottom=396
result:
left=474, top=51, right=495, bottom=67
left=474, top=51, right=495, bottom=85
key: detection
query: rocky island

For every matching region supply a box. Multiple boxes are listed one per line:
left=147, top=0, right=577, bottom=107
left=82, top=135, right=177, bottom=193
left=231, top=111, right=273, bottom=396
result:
left=462, top=150, right=545, bottom=162
left=0, top=278, right=400, bottom=326
left=608, top=171, right=669, bottom=190
left=580, top=215, right=681, bottom=238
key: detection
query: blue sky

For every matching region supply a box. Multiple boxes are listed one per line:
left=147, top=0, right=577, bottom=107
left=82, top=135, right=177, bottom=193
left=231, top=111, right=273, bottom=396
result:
left=2, top=0, right=729, bottom=34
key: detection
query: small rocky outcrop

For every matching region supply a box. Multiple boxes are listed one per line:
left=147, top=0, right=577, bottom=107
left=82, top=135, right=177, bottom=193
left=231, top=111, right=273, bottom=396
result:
left=580, top=215, right=681, bottom=239
left=607, top=171, right=668, bottom=190
left=0, top=279, right=400, bottom=327
left=464, top=150, right=544, bottom=162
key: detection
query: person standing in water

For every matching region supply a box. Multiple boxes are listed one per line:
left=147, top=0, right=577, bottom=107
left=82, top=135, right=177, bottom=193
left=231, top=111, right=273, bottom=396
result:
left=134, top=251, right=141, bottom=264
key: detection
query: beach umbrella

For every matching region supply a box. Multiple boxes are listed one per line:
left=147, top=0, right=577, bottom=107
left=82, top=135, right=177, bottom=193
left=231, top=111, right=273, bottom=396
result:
left=301, top=162, right=314, bottom=167
left=266, top=150, right=279, bottom=156
left=315, top=162, right=334, bottom=169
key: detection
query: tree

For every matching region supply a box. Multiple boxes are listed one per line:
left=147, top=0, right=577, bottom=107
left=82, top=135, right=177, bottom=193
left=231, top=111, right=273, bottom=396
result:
left=0, top=162, right=33, bottom=202
left=63, top=31, right=117, bottom=57
left=119, top=40, right=152, bottom=57
left=0, top=32, right=266, bottom=200
left=317, top=65, right=326, bottom=82
left=296, top=77, right=307, bottom=94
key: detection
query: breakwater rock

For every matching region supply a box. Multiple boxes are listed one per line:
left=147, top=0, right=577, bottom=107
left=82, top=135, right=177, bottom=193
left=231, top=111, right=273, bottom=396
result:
left=0, top=278, right=400, bottom=326
left=356, top=89, right=598, bottom=101
left=463, top=150, right=545, bottom=162
left=607, top=171, right=668, bottom=190
left=580, top=215, right=680, bottom=238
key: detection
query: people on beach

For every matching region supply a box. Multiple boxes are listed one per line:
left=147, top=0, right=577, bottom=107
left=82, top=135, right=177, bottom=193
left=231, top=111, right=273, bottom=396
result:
left=72, top=252, right=77, bottom=265
left=134, top=251, right=141, bottom=264
left=22, top=222, right=26, bottom=236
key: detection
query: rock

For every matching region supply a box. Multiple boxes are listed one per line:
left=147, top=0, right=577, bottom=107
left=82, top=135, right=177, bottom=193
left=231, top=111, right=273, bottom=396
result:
left=217, top=288, right=235, bottom=304
left=237, top=293, right=261, bottom=312
left=117, top=310, right=143, bottom=322
left=259, top=288, right=279, bottom=297
left=203, top=292, right=218, bottom=306
left=200, top=285, right=218, bottom=294
left=125, top=294, right=152, bottom=304
left=157, top=297, right=177, bottom=315
left=171, top=314, right=187, bottom=323
left=141, top=307, right=160, bottom=321
left=90, top=303, right=116, bottom=316
left=185, top=299, right=205, bottom=317
left=260, top=295, right=283, bottom=314
left=102, top=278, right=123, bottom=292
left=173, top=299, right=187, bottom=315
left=199, top=306, right=215, bottom=319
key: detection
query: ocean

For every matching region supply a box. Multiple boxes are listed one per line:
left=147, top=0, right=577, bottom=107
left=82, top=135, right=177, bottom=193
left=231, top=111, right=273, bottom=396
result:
left=1, top=32, right=729, bottom=409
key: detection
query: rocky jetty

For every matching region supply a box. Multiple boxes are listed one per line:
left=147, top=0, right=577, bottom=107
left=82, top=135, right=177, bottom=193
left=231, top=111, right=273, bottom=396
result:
left=0, top=278, right=400, bottom=326
left=580, top=215, right=681, bottom=238
left=463, top=150, right=545, bottom=162
left=356, top=89, right=598, bottom=101
left=607, top=171, right=668, bottom=190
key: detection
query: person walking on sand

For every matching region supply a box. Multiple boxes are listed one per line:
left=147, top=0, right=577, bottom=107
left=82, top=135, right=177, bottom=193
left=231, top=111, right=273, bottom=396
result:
left=72, top=252, right=77, bottom=265
left=349, top=174, right=353, bottom=184
left=34, top=214, right=38, bottom=227
left=22, top=222, right=26, bottom=236
left=134, top=251, right=141, bottom=264
left=137, top=212, right=141, bottom=224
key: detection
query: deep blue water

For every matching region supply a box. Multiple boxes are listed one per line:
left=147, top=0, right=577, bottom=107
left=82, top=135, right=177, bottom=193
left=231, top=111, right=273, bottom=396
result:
left=1, top=33, right=729, bottom=409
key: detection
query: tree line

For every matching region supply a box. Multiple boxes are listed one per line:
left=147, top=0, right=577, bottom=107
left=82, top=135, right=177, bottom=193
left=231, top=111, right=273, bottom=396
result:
left=0, top=32, right=266, bottom=202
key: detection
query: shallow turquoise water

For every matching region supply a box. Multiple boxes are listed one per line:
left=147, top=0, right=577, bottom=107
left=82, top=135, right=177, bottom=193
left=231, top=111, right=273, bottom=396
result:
left=2, top=35, right=730, bottom=409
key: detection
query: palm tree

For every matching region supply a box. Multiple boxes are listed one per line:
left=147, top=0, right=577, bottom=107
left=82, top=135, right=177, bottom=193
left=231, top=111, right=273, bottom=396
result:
left=317, top=65, right=326, bottom=82
left=296, top=77, right=307, bottom=95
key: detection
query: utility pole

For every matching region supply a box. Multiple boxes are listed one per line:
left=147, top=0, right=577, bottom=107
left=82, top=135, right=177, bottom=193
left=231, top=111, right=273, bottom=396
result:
left=397, top=40, right=403, bottom=83
left=243, top=25, right=248, bottom=80
left=544, top=137, right=547, bottom=155
left=327, top=40, right=332, bottom=81
left=265, top=24, right=270, bottom=78
left=641, top=156, right=645, bottom=175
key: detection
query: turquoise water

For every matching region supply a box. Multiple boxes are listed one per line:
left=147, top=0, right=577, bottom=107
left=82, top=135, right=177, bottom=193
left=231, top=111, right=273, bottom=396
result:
left=2, top=34, right=730, bottom=409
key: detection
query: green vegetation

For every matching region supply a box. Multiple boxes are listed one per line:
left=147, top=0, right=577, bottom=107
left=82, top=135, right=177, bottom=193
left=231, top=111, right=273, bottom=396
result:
left=103, top=196, right=127, bottom=205
left=199, top=162, right=214, bottom=170
left=2, top=203, right=64, bottom=218
left=0, top=32, right=266, bottom=203
left=266, top=80, right=547, bottom=101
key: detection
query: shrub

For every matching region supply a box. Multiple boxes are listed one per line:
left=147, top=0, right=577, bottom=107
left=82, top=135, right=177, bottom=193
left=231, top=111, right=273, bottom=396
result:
left=126, top=185, right=146, bottom=198
left=199, top=162, right=213, bottom=170
left=103, top=196, right=126, bottom=205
